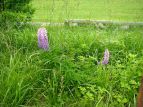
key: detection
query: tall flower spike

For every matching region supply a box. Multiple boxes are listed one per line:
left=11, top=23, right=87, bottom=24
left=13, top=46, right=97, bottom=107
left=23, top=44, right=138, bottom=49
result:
left=102, top=49, right=110, bottom=65
left=37, top=27, right=49, bottom=50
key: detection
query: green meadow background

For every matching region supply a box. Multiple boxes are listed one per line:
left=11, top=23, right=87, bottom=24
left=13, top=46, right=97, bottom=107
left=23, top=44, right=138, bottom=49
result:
left=32, top=0, right=143, bottom=22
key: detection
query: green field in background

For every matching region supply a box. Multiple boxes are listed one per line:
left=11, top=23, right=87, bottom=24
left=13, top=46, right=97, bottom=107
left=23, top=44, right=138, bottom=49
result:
left=32, top=0, right=143, bottom=22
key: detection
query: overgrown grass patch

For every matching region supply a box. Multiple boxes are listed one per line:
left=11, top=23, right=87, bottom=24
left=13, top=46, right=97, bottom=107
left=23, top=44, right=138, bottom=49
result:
left=0, top=26, right=143, bottom=106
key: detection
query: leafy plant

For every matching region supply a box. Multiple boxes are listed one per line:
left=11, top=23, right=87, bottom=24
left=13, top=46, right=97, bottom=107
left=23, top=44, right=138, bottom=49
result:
left=0, top=0, right=34, bottom=28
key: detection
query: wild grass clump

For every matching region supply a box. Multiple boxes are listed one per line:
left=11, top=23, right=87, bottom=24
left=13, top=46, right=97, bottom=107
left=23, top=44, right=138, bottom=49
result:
left=0, top=26, right=143, bottom=106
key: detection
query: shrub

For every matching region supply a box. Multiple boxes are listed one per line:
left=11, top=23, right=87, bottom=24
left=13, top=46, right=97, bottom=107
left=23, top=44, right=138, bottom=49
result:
left=0, top=0, right=34, bottom=28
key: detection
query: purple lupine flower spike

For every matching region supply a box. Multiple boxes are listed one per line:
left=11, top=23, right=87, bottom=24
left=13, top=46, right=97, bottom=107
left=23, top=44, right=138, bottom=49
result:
left=37, top=27, right=49, bottom=50
left=102, top=49, right=110, bottom=65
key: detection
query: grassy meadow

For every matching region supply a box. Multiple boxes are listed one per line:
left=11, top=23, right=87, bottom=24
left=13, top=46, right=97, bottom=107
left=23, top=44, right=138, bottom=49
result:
left=1, top=0, right=143, bottom=107
left=32, top=0, right=143, bottom=22
left=1, top=25, right=143, bottom=106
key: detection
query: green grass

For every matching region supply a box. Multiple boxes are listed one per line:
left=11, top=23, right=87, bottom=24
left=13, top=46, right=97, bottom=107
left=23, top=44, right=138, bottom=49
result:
left=1, top=0, right=143, bottom=106
left=32, top=0, right=143, bottom=22
left=1, top=25, right=143, bottom=106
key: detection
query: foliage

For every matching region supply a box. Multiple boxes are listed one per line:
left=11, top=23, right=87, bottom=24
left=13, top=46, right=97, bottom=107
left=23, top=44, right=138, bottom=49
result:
left=0, top=26, right=143, bottom=106
left=0, top=0, right=34, bottom=28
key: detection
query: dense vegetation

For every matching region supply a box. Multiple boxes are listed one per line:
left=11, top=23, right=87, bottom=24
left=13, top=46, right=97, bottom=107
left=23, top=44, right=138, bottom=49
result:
left=0, top=0, right=143, bottom=106
left=0, top=0, right=34, bottom=27
left=0, top=25, right=143, bottom=106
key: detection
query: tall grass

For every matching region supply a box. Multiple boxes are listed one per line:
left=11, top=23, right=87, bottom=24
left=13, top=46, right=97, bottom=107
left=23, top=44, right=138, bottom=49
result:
left=0, top=25, right=143, bottom=106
